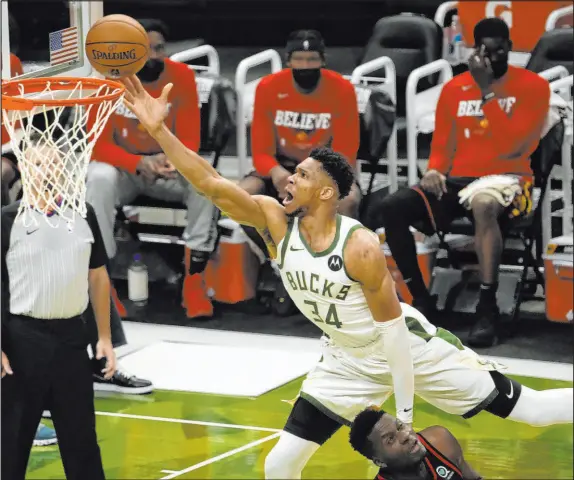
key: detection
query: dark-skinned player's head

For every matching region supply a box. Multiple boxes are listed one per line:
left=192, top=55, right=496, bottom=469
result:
left=349, top=407, right=426, bottom=471
left=473, top=17, right=512, bottom=79
left=283, top=147, right=355, bottom=218
left=285, top=29, right=326, bottom=91
left=136, top=19, right=169, bottom=83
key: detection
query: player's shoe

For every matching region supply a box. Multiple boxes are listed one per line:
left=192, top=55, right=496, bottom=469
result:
left=93, top=368, right=154, bottom=395
left=42, top=410, right=51, bottom=418
left=33, top=423, right=58, bottom=447
left=467, top=303, right=499, bottom=348
left=182, top=272, right=213, bottom=318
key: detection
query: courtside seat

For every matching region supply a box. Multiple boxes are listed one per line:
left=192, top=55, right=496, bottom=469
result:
left=526, top=27, right=574, bottom=75
left=361, top=13, right=443, bottom=118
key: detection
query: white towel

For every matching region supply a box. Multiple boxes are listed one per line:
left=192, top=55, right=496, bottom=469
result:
left=458, top=175, right=523, bottom=210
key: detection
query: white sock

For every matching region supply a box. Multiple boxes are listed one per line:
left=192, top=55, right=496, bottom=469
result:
left=264, top=431, right=320, bottom=479
left=507, top=386, right=573, bottom=427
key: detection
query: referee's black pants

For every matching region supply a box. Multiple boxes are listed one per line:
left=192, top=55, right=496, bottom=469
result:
left=1, top=315, right=105, bottom=480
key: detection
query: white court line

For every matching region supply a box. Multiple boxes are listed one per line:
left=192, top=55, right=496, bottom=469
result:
left=160, top=432, right=281, bottom=479
left=95, top=411, right=281, bottom=433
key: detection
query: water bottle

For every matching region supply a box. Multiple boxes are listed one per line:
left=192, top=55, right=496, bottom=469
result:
left=128, top=253, right=148, bottom=307
left=449, top=15, right=463, bottom=64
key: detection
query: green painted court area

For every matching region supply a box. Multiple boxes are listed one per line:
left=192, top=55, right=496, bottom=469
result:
left=29, top=375, right=573, bottom=480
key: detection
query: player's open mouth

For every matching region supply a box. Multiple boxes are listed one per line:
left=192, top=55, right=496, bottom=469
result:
left=283, top=192, right=294, bottom=205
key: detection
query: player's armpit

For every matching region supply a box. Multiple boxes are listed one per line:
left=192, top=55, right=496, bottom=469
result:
left=423, top=426, right=482, bottom=480
left=344, top=228, right=402, bottom=322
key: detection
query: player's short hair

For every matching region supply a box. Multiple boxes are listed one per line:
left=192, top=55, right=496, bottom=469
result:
left=286, top=29, right=326, bottom=60
left=309, top=147, right=355, bottom=200
left=474, top=17, right=510, bottom=45
left=349, top=407, right=386, bottom=460
left=138, top=19, right=169, bottom=39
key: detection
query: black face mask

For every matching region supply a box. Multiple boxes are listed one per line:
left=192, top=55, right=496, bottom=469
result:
left=292, top=68, right=322, bottom=91
left=490, top=59, right=508, bottom=79
left=137, top=59, right=165, bottom=83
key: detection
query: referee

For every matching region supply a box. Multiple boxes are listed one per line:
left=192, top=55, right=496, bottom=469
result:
left=1, top=143, right=116, bottom=479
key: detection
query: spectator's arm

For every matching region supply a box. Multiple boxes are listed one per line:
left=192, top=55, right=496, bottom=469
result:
left=174, top=69, right=201, bottom=152
left=428, top=83, right=457, bottom=174
left=251, top=81, right=279, bottom=176
left=482, top=81, right=550, bottom=156
left=331, top=80, right=360, bottom=167
left=90, top=114, right=141, bottom=174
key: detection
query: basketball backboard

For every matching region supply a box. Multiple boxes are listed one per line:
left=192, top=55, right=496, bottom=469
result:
left=1, top=1, right=104, bottom=81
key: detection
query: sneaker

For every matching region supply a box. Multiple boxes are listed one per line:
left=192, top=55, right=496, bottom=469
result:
left=42, top=410, right=51, bottom=418
left=93, top=369, right=153, bottom=395
left=33, top=423, right=58, bottom=447
left=467, top=304, right=499, bottom=348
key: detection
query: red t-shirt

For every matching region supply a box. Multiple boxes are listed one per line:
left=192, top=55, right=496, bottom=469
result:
left=90, top=58, right=200, bottom=174
left=458, top=1, right=572, bottom=53
left=428, top=66, right=550, bottom=179
left=1, top=54, right=25, bottom=148
left=251, top=68, right=360, bottom=176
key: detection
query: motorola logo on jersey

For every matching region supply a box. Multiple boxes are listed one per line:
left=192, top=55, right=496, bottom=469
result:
left=436, top=466, right=454, bottom=479
left=274, top=111, right=332, bottom=130
left=328, top=255, right=343, bottom=272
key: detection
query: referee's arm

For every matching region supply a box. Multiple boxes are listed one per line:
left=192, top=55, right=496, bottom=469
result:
left=86, top=203, right=116, bottom=377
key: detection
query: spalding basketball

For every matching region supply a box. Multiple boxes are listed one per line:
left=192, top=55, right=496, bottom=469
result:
left=85, top=15, right=150, bottom=79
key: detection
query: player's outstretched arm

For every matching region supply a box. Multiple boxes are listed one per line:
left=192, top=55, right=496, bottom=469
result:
left=120, top=75, right=268, bottom=230
left=345, top=228, right=415, bottom=425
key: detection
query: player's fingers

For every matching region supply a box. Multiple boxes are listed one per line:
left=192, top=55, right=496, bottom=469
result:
left=122, top=88, right=135, bottom=105
left=122, top=76, right=136, bottom=95
left=160, top=83, right=174, bottom=103
left=130, top=74, right=145, bottom=95
left=1, top=357, right=13, bottom=376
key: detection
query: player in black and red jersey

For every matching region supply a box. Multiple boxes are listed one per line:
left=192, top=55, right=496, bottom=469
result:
left=350, top=407, right=482, bottom=480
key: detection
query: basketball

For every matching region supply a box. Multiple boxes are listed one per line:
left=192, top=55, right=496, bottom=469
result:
left=85, top=15, right=150, bottom=79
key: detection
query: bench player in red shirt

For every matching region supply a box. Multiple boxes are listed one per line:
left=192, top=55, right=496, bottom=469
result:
left=379, top=18, right=550, bottom=347
left=86, top=19, right=219, bottom=319
left=240, top=30, right=360, bottom=260
left=350, top=407, right=481, bottom=480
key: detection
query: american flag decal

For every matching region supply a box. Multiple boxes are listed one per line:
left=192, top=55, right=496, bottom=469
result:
left=49, top=27, right=79, bottom=66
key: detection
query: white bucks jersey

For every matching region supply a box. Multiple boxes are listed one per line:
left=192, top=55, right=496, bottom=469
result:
left=277, top=215, right=379, bottom=348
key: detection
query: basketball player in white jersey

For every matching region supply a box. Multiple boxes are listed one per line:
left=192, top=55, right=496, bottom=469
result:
left=120, top=75, right=573, bottom=479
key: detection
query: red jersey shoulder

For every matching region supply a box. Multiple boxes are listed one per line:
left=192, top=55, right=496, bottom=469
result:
left=163, top=58, right=197, bottom=85
left=256, top=69, right=293, bottom=93
left=445, top=71, right=474, bottom=91
left=321, top=68, right=350, bottom=86
left=507, top=66, right=549, bottom=93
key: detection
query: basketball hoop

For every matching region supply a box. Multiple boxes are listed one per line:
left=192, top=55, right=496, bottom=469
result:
left=1, top=76, right=125, bottom=227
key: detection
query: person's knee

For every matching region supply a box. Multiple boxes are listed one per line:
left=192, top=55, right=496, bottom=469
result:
left=339, top=184, right=361, bottom=218
left=379, top=188, right=418, bottom=227
left=86, top=162, right=119, bottom=195
left=239, top=175, right=266, bottom=195
left=1, top=158, right=16, bottom=184
left=471, top=195, right=502, bottom=223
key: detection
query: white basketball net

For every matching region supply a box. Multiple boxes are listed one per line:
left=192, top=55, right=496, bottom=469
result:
left=1, top=79, right=124, bottom=228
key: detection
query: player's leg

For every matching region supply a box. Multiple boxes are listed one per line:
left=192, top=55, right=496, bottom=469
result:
left=266, top=342, right=393, bottom=478
left=1, top=155, right=18, bottom=206
left=404, top=304, right=574, bottom=426
left=2, top=317, right=56, bottom=479
left=339, top=182, right=361, bottom=219
left=265, top=397, right=342, bottom=479
left=85, top=161, right=140, bottom=259
left=379, top=187, right=438, bottom=312
left=48, top=319, right=105, bottom=480
left=468, top=193, right=507, bottom=346
left=238, top=172, right=274, bottom=260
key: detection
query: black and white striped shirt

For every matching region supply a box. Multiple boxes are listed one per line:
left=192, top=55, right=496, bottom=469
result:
left=1, top=202, right=108, bottom=320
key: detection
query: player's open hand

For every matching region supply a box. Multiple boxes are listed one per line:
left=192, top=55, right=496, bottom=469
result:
left=420, top=169, right=447, bottom=199
left=121, top=75, right=172, bottom=136
left=95, top=338, right=117, bottom=380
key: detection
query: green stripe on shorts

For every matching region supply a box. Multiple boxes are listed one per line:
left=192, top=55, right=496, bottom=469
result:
left=406, top=316, right=464, bottom=351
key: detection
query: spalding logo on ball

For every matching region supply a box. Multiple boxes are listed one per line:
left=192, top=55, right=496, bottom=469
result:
left=85, top=14, right=150, bottom=79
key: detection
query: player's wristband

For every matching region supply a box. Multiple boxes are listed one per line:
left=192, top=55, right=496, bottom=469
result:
left=482, top=92, right=496, bottom=105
